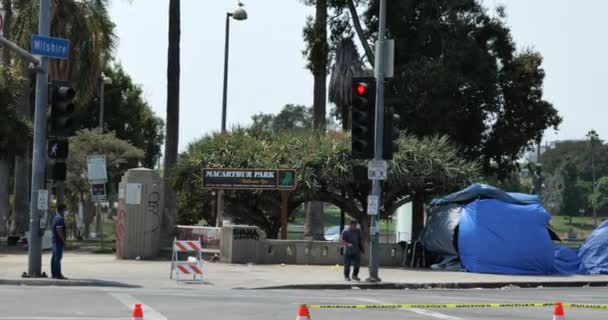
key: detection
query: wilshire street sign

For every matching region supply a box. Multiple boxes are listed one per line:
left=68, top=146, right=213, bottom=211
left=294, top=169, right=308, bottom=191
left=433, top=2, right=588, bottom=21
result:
left=202, top=169, right=296, bottom=190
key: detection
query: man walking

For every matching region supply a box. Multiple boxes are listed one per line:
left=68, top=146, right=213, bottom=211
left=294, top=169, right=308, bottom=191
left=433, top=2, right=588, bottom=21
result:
left=341, top=219, right=364, bottom=281
left=51, top=204, right=68, bottom=279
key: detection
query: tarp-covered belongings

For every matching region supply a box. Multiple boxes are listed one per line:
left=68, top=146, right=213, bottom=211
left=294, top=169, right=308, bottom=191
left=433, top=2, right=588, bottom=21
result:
left=458, top=199, right=556, bottom=275
left=578, top=220, right=608, bottom=274
left=422, top=183, right=608, bottom=275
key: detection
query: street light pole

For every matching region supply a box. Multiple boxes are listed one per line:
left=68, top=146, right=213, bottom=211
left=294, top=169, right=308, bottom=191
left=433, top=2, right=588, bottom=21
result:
left=367, top=0, right=387, bottom=283
left=99, top=73, right=112, bottom=133
left=217, top=5, right=247, bottom=227
left=27, top=0, right=50, bottom=277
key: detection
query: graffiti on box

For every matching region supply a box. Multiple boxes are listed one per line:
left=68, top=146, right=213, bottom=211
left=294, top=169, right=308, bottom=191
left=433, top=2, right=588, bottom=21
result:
left=233, top=228, right=260, bottom=240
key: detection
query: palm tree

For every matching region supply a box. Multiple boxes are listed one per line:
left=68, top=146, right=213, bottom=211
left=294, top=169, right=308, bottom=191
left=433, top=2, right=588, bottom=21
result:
left=328, top=38, right=365, bottom=130
left=162, top=0, right=180, bottom=245
left=8, top=0, right=116, bottom=235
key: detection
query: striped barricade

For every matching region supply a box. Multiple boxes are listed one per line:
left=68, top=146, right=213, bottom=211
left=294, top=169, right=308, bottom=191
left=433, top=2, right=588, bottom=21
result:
left=170, top=238, right=204, bottom=284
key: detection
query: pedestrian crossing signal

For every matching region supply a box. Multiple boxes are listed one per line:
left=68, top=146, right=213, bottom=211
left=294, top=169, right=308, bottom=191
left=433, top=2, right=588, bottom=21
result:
left=48, top=139, right=69, bottom=159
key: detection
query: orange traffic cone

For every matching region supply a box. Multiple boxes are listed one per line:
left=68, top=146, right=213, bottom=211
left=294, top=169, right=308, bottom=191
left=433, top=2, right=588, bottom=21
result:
left=553, top=302, right=565, bottom=320
left=296, top=304, right=311, bottom=320
left=132, top=304, right=143, bottom=320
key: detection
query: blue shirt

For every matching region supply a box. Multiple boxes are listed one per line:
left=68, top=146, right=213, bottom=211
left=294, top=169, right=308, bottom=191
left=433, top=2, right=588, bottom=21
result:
left=52, top=213, right=65, bottom=245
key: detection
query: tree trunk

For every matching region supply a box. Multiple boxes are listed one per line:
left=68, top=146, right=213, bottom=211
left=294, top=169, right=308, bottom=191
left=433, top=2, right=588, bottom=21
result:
left=346, top=0, right=374, bottom=66
left=304, top=202, right=325, bottom=240
left=0, top=157, right=9, bottom=236
left=304, top=0, right=328, bottom=241
left=162, top=0, right=181, bottom=247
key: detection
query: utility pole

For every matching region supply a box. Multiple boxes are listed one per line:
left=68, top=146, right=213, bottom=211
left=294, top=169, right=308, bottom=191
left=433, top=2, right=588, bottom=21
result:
left=367, top=0, right=387, bottom=283
left=27, top=0, right=50, bottom=277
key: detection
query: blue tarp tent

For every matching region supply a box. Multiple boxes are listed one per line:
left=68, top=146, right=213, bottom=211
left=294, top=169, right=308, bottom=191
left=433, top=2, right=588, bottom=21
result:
left=458, top=199, right=557, bottom=275
left=578, top=220, right=608, bottom=274
left=423, top=184, right=606, bottom=275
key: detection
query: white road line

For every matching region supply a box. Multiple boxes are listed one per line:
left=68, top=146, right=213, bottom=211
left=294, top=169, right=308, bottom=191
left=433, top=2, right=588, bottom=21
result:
left=0, top=317, right=129, bottom=320
left=355, top=297, right=466, bottom=320
left=109, top=292, right=168, bottom=320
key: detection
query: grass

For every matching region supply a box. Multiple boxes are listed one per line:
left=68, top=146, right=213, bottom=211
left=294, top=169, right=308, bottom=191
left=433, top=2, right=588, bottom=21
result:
left=550, top=215, right=605, bottom=239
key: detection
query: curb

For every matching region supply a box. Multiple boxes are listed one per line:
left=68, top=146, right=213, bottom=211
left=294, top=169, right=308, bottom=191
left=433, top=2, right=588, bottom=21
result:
left=0, top=278, right=140, bottom=288
left=254, top=281, right=608, bottom=290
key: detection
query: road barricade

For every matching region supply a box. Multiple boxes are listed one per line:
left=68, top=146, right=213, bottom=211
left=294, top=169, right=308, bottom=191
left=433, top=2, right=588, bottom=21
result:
left=169, top=238, right=204, bottom=283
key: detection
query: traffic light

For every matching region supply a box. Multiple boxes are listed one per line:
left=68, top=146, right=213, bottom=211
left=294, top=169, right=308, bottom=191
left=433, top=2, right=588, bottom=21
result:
left=351, top=77, right=376, bottom=159
left=48, top=139, right=69, bottom=159
left=383, top=106, right=401, bottom=159
left=51, top=162, right=67, bottom=181
left=49, top=82, right=76, bottom=137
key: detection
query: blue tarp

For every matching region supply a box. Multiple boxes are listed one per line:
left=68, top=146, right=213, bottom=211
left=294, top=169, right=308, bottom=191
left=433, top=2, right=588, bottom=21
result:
left=578, top=220, right=608, bottom=274
left=430, top=183, right=541, bottom=207
left=458, top=199, right=556, bottom=275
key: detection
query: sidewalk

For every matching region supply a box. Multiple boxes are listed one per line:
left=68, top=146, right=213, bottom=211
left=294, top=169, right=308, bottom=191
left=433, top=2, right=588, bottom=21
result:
left=1, top=252, right=607, bottom=289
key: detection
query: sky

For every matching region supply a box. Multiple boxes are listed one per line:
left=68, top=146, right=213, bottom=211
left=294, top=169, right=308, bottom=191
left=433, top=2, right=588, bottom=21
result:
left=108, top=0, right=608, bottom=152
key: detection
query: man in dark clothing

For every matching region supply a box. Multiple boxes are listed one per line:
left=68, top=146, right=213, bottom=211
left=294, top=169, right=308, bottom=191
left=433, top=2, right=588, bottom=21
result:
left=341, top=219, right=364, bottom=281
left=51, top=204, right=67, bottom=279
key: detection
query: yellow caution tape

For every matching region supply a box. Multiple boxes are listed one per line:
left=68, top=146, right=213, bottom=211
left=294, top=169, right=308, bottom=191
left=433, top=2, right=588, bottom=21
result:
left=308, top=303, right=608, bottom=310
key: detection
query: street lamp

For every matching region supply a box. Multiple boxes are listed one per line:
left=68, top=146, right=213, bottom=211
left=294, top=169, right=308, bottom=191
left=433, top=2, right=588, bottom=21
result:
left=99, top=72, right=113, bottom=132
left=217, top=4, right=248, bottom=228
left=221, top=4, right=248, bottom=133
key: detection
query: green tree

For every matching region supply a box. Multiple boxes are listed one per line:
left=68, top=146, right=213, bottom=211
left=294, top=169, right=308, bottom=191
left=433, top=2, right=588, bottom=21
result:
left=78, top=64, right=164, bottom=168
left=0, top=64, right=29, bottom=236
left=559, top=159, right=585, bottom=223
left=8, top=0, right=117, bottom=235
left=590, top=176, right=608, bottom=219
left=587, top=130, right=601, bottom=224
left=163, top=0, right=181, bottom=245
left=65, top=129, right=144, bottom=237
left=251, top=104, right=314, bottom=132
left=173, top=129, right=478, bottom=238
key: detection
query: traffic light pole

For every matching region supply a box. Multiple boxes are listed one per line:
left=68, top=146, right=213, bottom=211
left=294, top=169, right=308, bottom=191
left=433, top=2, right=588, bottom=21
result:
left=367, top=0, right=387, bottom=283
left=27, top=0, right=50, bottom=277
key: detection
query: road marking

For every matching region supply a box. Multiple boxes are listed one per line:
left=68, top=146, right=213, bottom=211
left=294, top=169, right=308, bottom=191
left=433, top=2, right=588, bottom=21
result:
left=0, top=317, right=128, bottom=320
left=109, top=292, right=168, bottom=320
left=356, top=297, right=466, bottom=320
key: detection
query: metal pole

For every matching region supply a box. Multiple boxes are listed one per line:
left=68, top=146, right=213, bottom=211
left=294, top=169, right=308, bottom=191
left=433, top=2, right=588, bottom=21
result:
left=28, top=0, right=50, bottom=277
left=216, top=12, right=232, bottom=228
left=367, top=0, right=387, bottom=283
left=99, top=80, right=105, bottom=132
left=221, top=13, right=231, bottom=133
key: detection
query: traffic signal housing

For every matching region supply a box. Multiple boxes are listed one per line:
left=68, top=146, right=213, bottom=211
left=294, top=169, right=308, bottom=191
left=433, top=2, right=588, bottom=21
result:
left=383, top=106, right=401, bottom=159
left=49, top=82, right=76, bottom=137
left=351, top=77, right=376, bottom=159
left=48, top=139, right=69, bottom=159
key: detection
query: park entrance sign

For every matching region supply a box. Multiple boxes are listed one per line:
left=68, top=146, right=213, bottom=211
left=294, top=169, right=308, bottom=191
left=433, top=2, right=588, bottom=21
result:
left=202, top=169, right=296, bottom=190
left=202, top=168, right=297, bottom=239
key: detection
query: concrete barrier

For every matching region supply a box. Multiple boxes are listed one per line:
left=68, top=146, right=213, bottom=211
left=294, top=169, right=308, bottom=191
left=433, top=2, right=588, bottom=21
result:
left=220, top=225, right=405, bottom=267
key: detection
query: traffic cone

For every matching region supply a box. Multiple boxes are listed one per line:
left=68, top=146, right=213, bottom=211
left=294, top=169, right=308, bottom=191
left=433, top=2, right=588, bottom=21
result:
left=553, top=302, right=565, bottom=320
left=296, top=304, right=311, bottom=320
left=132, top=304, right=143, bottom=320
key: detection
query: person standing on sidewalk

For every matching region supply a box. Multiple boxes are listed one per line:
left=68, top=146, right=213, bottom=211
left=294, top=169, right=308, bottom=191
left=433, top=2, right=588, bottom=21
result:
left=51, top=204, right=68, bottom=280
left=341, top=219, right=364, bottom=281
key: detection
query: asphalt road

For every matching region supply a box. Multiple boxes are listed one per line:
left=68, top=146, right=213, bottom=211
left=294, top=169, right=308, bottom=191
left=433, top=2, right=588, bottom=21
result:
left=0, top=286, right=605, bottom=320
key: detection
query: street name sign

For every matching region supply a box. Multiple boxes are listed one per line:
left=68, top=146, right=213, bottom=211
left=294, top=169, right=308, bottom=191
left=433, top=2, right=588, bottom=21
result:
left=87, top=155, right=107, bottom=184
left=202, top=169, right=297, bottom=190
left=31, top=35, right=69, bottom=59
left=368, top=160, right=388, bottom=180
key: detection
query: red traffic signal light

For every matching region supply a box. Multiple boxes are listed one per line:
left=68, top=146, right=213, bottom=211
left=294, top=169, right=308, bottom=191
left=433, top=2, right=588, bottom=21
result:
left=354, top=83, right=368, bottom=96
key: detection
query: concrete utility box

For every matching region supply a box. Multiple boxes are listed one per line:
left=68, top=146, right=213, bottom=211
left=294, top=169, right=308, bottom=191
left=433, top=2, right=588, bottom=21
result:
left=220, top=225, right=263, bottom=264
left=116, top=168, right=163, bottom=259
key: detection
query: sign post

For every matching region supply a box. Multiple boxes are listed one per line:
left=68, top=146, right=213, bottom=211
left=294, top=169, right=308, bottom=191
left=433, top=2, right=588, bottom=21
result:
left=87, top=155, right=107, bottom=249
left=202, top=169, right=297, bottom=239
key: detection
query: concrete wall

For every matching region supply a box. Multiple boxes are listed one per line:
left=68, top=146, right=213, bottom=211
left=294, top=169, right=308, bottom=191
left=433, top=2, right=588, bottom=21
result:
left=220, top=225, right=405, bottom=267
